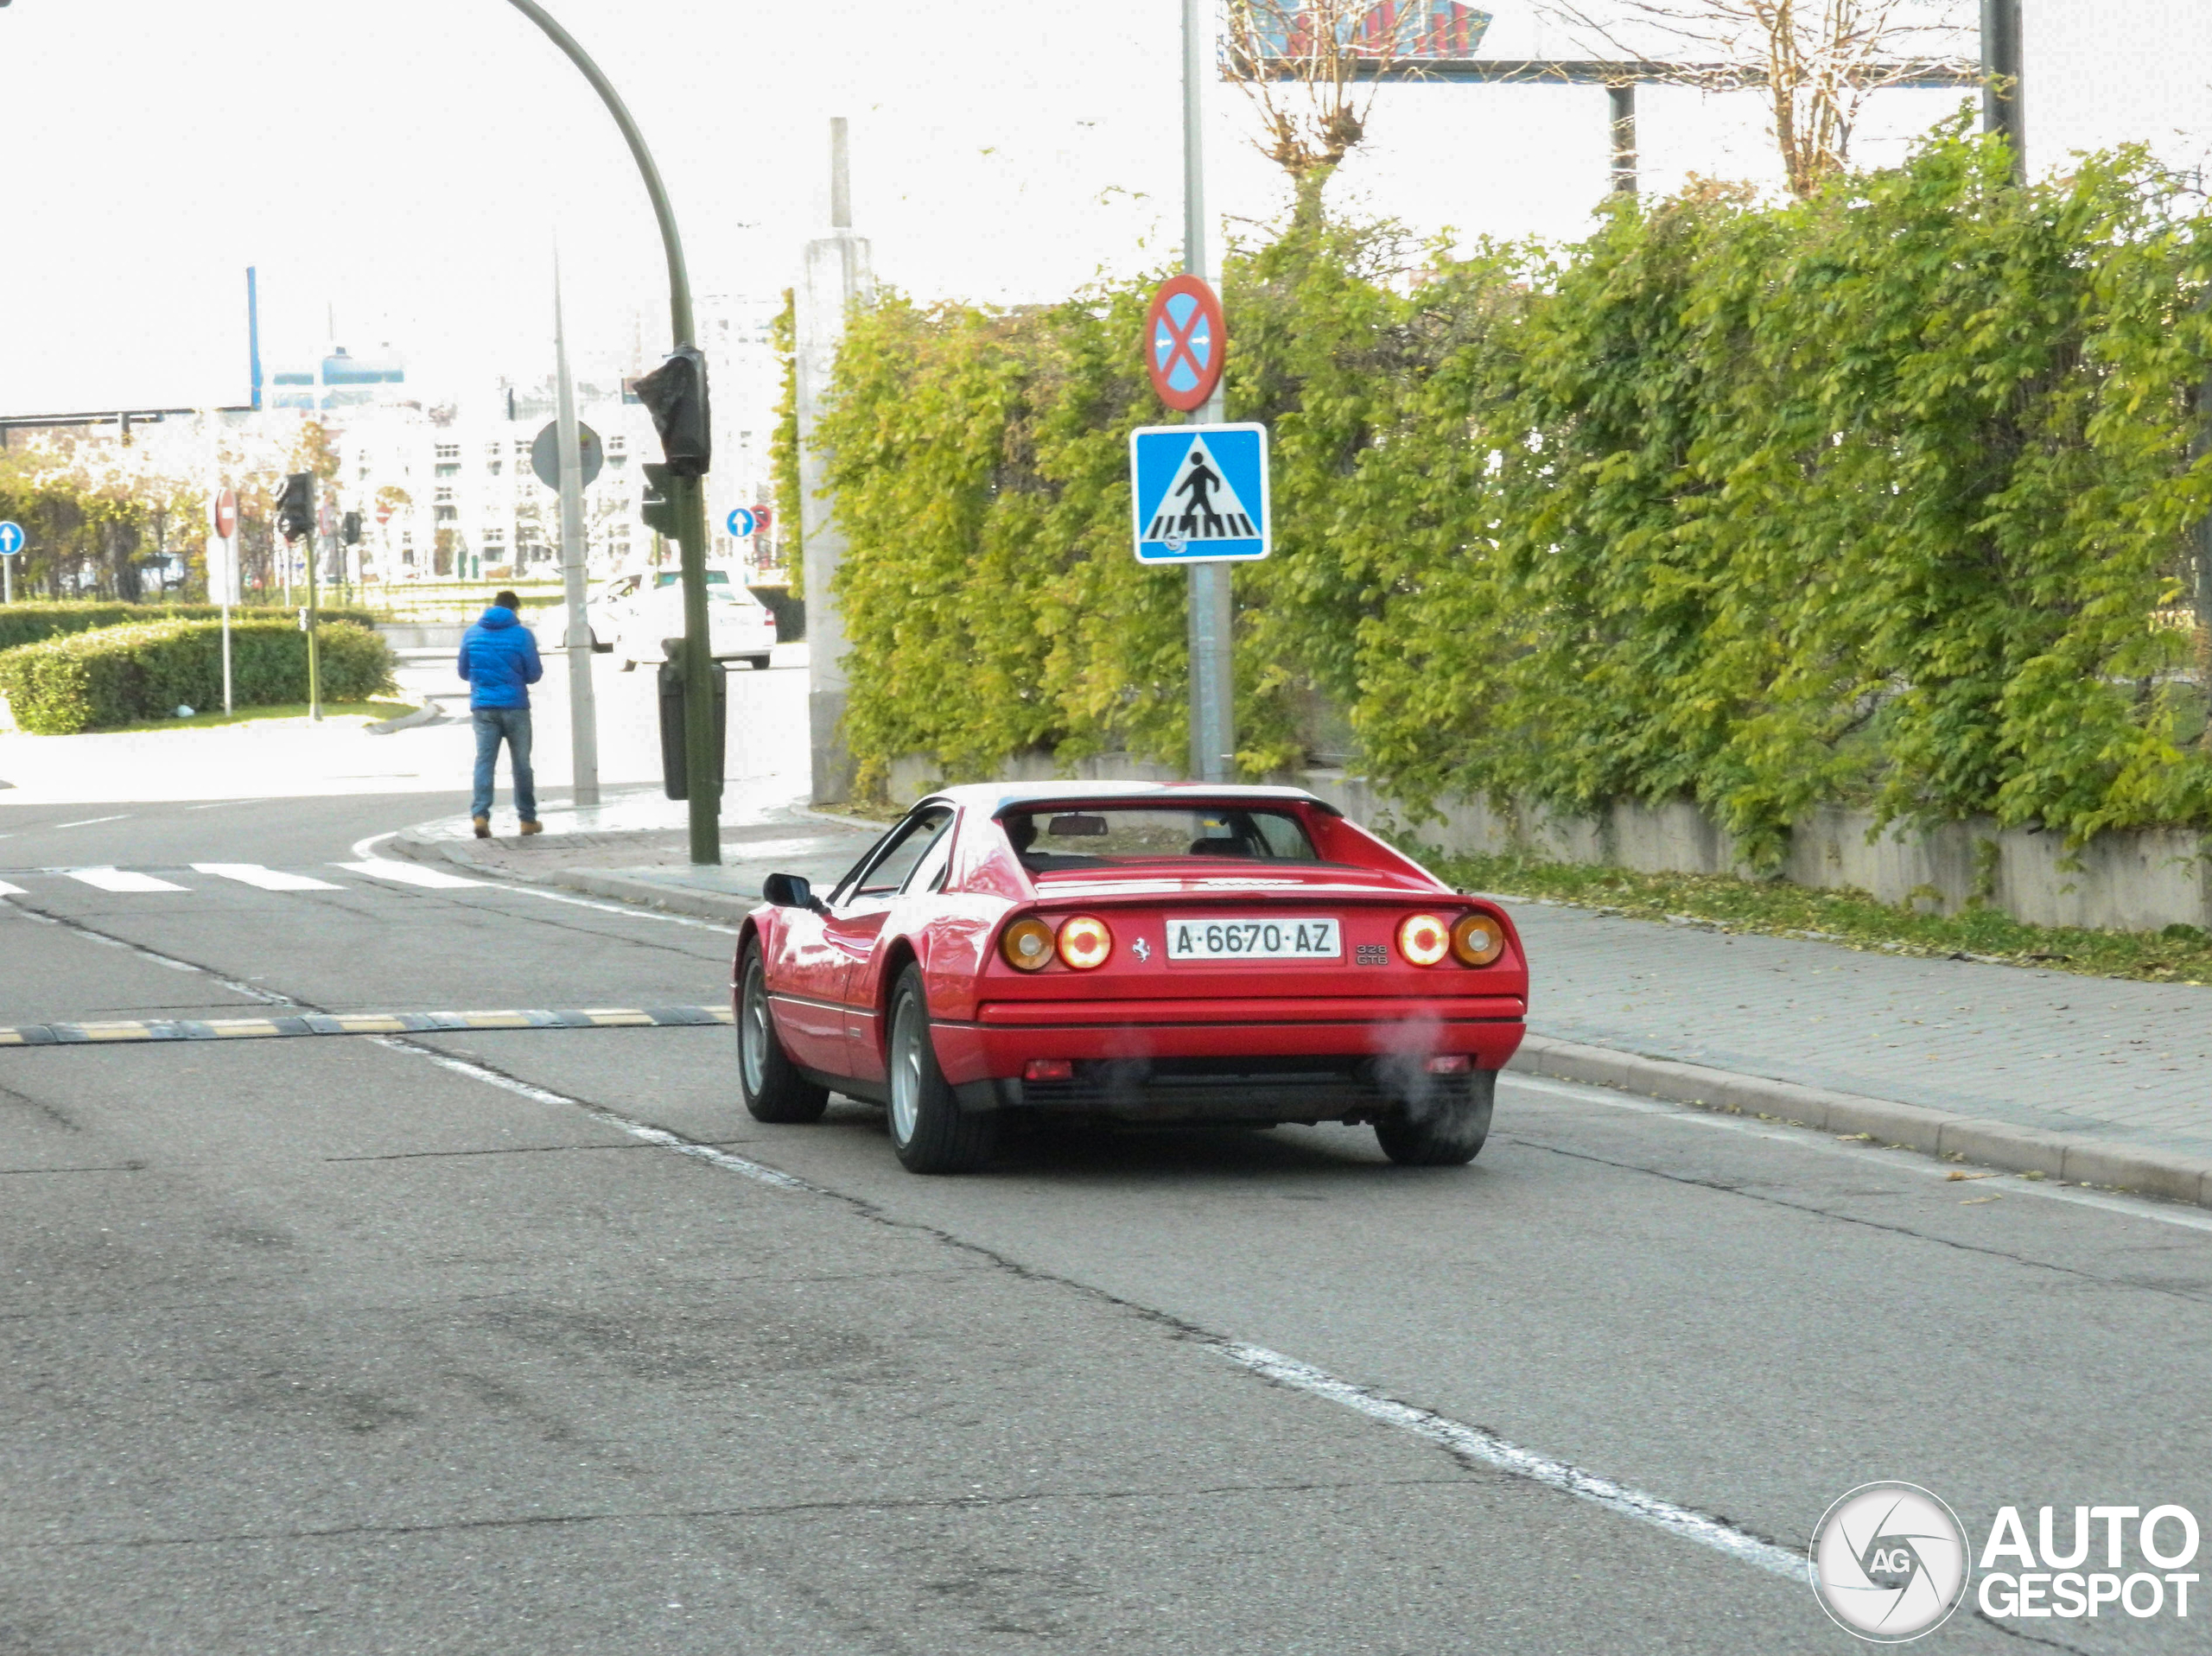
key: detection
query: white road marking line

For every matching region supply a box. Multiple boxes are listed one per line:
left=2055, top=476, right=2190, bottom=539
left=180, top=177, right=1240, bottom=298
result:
left=53, top=815, right=130, bottom=829
left=1504, top=1071, right=2212, bottom=1236
left=1223, top=1343, right=1809, bottom=1583
left=369, top=1037, right=812, bottom=1191
left=482, top=880, right=738, bottom=935
left=0, top=879, right=25, bottom=897
left=333, top=860, right=481, bottom=890
left=192, top=863, right=346, bottom=892
left=61, top=867, right=189, bottom=893
left=346, top=827, right=735, bottom=934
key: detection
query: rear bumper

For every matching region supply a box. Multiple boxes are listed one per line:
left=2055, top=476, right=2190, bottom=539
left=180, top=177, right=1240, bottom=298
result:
left=933, top=995, right=1524, bottom=1116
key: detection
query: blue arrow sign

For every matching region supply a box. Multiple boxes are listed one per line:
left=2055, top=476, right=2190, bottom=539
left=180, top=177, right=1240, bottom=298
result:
left=0, top=523, right=22, bottom=557
left=725, top=507, right=756, bottom=538
left=1128, top=424, right=1269, bottom=564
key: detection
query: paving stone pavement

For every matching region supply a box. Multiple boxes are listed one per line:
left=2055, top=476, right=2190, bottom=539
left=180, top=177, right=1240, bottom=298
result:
left=1499, top=898, right=2212, bottom=1161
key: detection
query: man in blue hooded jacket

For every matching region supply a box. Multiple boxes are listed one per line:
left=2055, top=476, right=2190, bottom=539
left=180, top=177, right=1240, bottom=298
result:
left=458, top=591, right=544, bottom=837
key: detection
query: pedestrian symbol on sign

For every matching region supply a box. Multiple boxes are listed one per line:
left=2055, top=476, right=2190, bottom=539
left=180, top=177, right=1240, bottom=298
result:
left=1128, top=424, right=1269, bottom=564
left=1151, top=442, right=1259, bottom=550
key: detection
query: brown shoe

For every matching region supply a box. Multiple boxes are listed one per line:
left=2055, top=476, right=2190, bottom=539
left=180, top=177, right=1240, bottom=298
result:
left=472, top=815, right=491, bottom=839
left=519, top=820, right=543, bottom=835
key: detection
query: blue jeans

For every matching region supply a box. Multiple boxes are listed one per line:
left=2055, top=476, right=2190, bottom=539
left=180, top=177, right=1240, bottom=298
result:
left=471, top=707, right=537, bottom=822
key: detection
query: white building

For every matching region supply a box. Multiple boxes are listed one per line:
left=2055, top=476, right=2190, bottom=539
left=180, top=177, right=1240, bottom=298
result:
left=319, top=300, right=786, bottom=587
left=332, top=391, right=659, bottom=585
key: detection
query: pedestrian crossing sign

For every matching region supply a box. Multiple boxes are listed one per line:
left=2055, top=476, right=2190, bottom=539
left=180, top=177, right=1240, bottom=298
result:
left=1129, top=422, right=1269, bottom=565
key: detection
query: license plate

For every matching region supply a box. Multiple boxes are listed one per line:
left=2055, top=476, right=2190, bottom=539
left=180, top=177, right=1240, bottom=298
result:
left=1166, top=917, right=1340, bottom=961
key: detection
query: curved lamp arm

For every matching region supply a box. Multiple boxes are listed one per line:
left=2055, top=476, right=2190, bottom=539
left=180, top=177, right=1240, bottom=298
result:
left=502, top=0, right=696, bottom=346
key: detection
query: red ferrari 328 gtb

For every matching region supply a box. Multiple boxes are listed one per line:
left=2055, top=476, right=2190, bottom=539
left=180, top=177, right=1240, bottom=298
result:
left=734, top=784, right=1529, bottom=1173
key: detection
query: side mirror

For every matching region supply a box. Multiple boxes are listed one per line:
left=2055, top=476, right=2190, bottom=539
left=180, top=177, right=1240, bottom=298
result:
left=763, top=872, right=825, bottom=913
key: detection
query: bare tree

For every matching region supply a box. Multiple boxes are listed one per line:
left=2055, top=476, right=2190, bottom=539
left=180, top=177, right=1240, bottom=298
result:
left=1537, top=1, right=1973, bottom=199
left=1222, top=1, right=1431, bottom=216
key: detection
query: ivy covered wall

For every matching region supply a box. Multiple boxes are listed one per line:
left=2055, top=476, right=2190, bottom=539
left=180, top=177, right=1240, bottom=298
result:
left=807, top=127, right=2212, bottom=860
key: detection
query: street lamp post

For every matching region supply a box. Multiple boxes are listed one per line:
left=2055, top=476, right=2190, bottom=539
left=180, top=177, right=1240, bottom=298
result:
left=503, top=0, right=720, bottom=864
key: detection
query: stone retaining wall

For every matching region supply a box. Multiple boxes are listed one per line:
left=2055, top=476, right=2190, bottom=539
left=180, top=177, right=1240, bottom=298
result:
left=888, top=752, right=2212, bottom=934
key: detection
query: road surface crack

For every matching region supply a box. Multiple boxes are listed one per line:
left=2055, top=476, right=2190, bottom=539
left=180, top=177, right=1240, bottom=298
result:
left=1503, top=1133, right=2212, bottom=1306
left=14, top=1475, right=1467, bottom=1552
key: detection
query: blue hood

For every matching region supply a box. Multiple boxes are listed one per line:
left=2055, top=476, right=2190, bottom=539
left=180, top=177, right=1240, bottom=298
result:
left=458, top=608, right=542, bottom=708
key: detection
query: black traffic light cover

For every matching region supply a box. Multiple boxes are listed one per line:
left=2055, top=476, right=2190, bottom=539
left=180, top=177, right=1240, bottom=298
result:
left=275, top=473, right=315, bottom=542
left=639, top=463, right=679, bottom=538
left=633, top=345, right=712, bottom=477
left=341, top=511, right=361, bottom=545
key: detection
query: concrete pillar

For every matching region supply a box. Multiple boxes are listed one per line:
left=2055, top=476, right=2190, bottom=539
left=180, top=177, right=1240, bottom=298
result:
left=796, top=116, right=873, bottom=806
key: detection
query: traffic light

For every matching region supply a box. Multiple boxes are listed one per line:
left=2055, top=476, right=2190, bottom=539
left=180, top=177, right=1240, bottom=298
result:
left=341, top=511, right=361, bottom=546
left=633, top=345, right=712, bottom=476
left=639, top=463, right=679, bottom=538
left=275, top=473, right=314, bottom=542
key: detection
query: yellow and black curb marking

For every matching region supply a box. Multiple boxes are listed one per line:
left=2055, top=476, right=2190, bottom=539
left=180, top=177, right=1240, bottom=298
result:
left=0, top=1006, right=734, bottom=1049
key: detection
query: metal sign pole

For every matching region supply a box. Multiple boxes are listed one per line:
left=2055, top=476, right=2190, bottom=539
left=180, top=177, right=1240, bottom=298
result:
left=1980, top=0, right=2025, bottom=181
left=553, top=258, right=601, bottom=808
left=220, top=534, right=234, bottom=714
left=1183, top=0, right=1233, bottom=783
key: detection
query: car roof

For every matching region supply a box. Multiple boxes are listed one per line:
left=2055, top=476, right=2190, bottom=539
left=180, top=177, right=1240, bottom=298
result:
left=917, top=781, right=1341, bottom=817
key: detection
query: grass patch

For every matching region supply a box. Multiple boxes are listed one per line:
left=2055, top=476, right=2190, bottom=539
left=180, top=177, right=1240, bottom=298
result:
left=1424, top=847, right=2212, bottom=987
left=104, top=700, right=418, bottom=733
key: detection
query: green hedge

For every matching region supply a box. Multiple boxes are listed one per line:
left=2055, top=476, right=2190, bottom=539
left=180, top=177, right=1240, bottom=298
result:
left=0, top=619, right=397, bottom=734
left=816, top=124, right=2212, bottom=859
left=0, top=601, right=380, bottom=652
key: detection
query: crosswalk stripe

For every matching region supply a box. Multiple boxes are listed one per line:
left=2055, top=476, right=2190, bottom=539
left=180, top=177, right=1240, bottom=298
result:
left=332, top=860, right=482, bottom=890
left=192, top=863, right=346, bottom=892
left=64, top=868, right=189, bottom=893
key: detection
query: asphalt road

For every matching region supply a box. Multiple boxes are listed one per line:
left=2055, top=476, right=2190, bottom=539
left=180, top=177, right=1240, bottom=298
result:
left=3, top=791, right=2209, bottom=1653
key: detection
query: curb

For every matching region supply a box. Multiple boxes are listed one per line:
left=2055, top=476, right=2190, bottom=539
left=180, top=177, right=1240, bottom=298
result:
left=366, top=703, right=442, bottom=735
left=388, top=830, right=756, bottom=927
left=387, top=814, right=2212, bottom=1210
left=1509, top=1035, right=2212, bottom=1210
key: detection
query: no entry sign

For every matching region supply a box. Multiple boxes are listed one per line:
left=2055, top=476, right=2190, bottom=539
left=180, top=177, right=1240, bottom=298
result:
left=1145, top=274, right=1225, bottom=412
left=212, top=489, right=238, bottom=540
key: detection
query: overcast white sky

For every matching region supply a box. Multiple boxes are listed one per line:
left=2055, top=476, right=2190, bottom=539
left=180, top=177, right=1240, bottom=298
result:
left=1, top=1, right=2208, bottom=419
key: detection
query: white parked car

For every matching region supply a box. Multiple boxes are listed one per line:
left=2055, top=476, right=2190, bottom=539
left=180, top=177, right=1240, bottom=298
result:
left=578, top=571, right=647, bottom=651
left=612, top=568, right=778, bottom=670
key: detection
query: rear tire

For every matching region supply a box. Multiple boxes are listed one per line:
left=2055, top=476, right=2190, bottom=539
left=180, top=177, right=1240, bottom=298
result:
left=747, top=655, right=772, bottom=670
left=1375, top=1069, right=1494, bottom=1166
left=887, top=965, right=995, bottom=1174
left=738, top=944, right=828, bottom=1124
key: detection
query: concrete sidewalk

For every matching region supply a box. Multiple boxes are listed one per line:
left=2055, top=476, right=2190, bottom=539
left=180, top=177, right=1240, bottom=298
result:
left=395, top=792, right=2212, bottom=1207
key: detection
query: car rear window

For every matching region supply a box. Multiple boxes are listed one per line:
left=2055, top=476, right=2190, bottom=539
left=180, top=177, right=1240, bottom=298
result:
left=655, top=571, right=731, bottom=587
left=1000, top=806, right=1320, bottom=870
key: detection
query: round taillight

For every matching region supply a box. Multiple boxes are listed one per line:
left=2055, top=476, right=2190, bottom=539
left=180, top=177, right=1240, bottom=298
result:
left=1451, top=911, right=1505, bottom=968
left=1058, top=915, right=1113, bottom=970
left=1397, top=912, right=1450, bottom=967
left=1001, top=917, right=1054, bottom=972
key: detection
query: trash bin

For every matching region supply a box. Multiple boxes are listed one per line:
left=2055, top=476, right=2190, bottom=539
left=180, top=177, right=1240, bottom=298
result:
left=658, top=647, right=728, bottom=802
